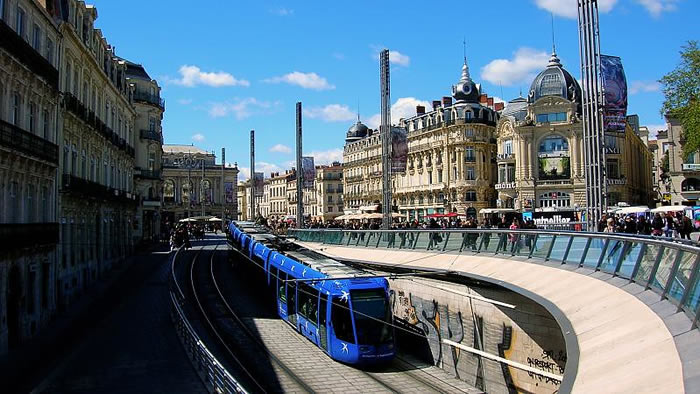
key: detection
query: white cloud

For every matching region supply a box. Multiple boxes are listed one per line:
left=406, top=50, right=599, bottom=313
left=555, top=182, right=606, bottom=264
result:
left=270, top=7, right=294, bottom=16
left=238, top=162, right=285, bottom=181
left=178, top=98, right=193, bottom=105
left=533, top=0, right=617, bottom=19
left=481, top=47, right=551, bottom=86
left=635, top=0, right=679, bottom=16
left=270, top=144, right=292, bottom=153
left=389, top=50, right=410, bottom=66
left=191, top=133, right=205, bottom=142
left=208, top=98, right=280, bottom=119
left=263, top=72, right=335, bottom=90
left=366, top=97, right=432, bottom=129
left=646, top=124, right=667, bottom=139
left=630, top=80, right=661, bottom=94
left=305, top=149, right=344, bottom=165
left=304, top=104, right=356, bottom=122
left=171, top=65, right=250, bottom=87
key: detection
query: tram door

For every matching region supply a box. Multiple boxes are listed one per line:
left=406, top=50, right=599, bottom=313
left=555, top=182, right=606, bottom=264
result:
left=277, top=270, right=288, bottom=319
left=319, top=293, right=329, bottom=352
left=288, top=280, right=297, bottom=327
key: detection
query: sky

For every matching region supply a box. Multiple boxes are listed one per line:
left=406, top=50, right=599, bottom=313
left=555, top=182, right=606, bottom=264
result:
left=88, top=0, right=698, bottom=179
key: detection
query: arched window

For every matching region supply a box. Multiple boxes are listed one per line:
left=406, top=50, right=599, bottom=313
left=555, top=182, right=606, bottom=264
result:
left=202, top=179, right=211, bottom=203
left=181, top=181, right=191, bottom=204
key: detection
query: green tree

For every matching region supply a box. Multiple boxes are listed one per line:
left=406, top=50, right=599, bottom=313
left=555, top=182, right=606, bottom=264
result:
left=660, top=41, right=700, bottom=159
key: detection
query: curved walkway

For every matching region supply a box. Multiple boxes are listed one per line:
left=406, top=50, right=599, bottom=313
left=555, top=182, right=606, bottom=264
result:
left=297, top=241, right=691, bottom=393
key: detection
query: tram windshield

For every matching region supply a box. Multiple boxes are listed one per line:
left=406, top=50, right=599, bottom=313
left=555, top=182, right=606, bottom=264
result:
left=351, top=289, right=393, bottom=345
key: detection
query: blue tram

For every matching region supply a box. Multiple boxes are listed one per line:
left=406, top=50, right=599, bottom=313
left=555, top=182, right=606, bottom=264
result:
left=227, top=222, right=395, bottom=365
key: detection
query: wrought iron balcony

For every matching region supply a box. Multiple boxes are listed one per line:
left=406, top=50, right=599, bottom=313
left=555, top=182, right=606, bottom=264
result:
left=135, top=168, right=162, bottom=180
left=497, top=153, right=515, bottom=162
left=0, top=20, right=58, bottom=90
left=62, top=174, right=137, bottom=205
left=0, top=223, right=59, bottom=252
left=133, top=90, right=165, bottom=111
left=0, top=119, right=58, bottom=164
left=140, top=129, right=163, bottom=144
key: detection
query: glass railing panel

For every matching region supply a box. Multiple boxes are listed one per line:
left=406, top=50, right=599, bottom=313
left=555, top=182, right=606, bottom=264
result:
left=651, top=247, right=679, bottom=292
left=599, top=239, right=627, bottom=273
left=412, top=232, right=432, bottom=250
left=582, top=238, right=605, bottom=267
left=325, top=231, right=345, bottom=245
left=683, top=271, right=700, bottom=312
left=564, top=237, right=589, bottom=265
left=363, top=232, right=378, bottom=247
left=634, top=244, right=661, bottom=283
left=480, top=232, right=506, bottom=254
left=401, top=231, right=419, bottom=249
left=548, top=236, right=571, bottom=261
left=311, top=231, right=323, bottom=243
left=376, top=232, right=394, bottom=248
left=617, top=242, right=644, bottom=278
left=531, top=234, right=555, bottom=259
left=667, top=252, right=696, bottom=303
left=514, top=232, right=538, bottom=257
left=455, top=232, right=481, bottom=253
left=413, top=231, right=449, bottom=251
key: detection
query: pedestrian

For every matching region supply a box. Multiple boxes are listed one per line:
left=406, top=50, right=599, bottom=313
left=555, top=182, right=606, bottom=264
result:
left=604, top=217, right=616, bottom=233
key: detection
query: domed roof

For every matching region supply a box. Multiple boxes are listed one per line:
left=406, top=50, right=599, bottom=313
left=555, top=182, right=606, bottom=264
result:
left=452, top=59, right=481, bottom=103
left=345, top=120, right=368, bottom=142
left=502, top=96, right=528, bottom=121
left=528, top=52, right=581, bottom=105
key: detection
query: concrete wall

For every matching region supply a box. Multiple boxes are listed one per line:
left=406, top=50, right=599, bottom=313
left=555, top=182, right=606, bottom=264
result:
left=389, top=277, right=565, bottom=394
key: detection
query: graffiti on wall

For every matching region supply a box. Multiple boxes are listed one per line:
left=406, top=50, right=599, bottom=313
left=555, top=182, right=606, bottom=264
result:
left=392, top=284, right=565, bottom=393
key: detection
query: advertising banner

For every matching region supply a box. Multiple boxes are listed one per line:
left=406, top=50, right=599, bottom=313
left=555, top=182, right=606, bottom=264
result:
left=224, top=182, right=234, bottom=203
left=538, top=157, right=571, bottom=180
left=600, top=55, right=628, bottom=133
left=391, top=127, right=408, bottom=173
left=302, top=156, right=315, bottom=188
left=253, top=172, right=264, bottom=197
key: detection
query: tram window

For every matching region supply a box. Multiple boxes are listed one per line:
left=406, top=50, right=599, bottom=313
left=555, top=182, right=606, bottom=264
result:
left=288, top=280, right=297, bottom=314
left=271, top=266, right=279, bottom=287
left=331, top=296, right=355, bottom=343
left=298, top=283, right=319, bottom=324
left=319, top=293, right=328, bottom=326
left=278, top=272, right=287, bottom=303
left=351, top=289, right=393, bottom=345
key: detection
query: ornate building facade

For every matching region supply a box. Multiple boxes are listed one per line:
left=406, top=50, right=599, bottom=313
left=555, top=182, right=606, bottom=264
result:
left=395, top=60, right=500, bottom=220
left=0, top=0, right=60, bottom=353
left=161, top=145, right=238, bottom=224
left=314, top=163, right=343, bottom=222
left=654, top=113, right=700, bottom=206
left=495, top=51, right=653, bottom=215
left=57, top=1, right=140, bottom=311
left=125, top=59, right=164, bottom=242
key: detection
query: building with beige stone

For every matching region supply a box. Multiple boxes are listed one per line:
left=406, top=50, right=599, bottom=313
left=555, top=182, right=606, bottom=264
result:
left=314, top=163, right=343, bottom=222
left=654, top=113, right=700, bottom=206
left=0, top=0, right=61, bottom=353
left=161, top=145, right=238, bottom=224
left=495, top=51, right=653, bottom=219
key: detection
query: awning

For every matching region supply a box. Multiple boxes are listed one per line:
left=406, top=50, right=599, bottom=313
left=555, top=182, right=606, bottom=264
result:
left=359, top=205, right=380, bottom=212
left=616, top=206, right=651, bottom=214
left=651, top=206, right=690, bottom=213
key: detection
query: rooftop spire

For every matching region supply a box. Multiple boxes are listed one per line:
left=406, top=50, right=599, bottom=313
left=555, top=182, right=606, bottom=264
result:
left=461, top=37, right=471, bottom=81
left=551, top=13, right=556, bottom=55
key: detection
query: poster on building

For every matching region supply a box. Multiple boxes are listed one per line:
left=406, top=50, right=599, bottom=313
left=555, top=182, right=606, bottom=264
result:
left=391, top=127, right=408, bottom=173
left=302, top=156, right=315, bottom=188
left=224, top=182, right=234, bottom=203
left=254, top=172, right=264, bottom=197
left=600, top=55, right=628, bottom=133
left=538, top=157, right=571, bottom=180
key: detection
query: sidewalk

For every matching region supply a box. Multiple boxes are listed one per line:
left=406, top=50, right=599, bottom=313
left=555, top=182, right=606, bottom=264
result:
left=1, top=242, right=203, bottom=393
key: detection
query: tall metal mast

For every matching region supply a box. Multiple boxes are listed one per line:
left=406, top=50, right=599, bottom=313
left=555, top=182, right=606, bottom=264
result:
left=380, top=49, right=392, bottom=230
left=578, top=0, right=607, bottom=231
left=221, top=148, right=225, bottom=221
left=250, top=130, right=256, bottom=220
left=296, top=102, right=304, bottom=228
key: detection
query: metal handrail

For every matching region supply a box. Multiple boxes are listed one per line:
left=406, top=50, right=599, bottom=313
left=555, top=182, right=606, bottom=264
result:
left=169, top=248, right=247, bottom=393
left=288, top=228, right=700, bottom=329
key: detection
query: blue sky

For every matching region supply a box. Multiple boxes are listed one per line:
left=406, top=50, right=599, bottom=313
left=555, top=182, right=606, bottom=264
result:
left=89, top=0, right=698, bottom=179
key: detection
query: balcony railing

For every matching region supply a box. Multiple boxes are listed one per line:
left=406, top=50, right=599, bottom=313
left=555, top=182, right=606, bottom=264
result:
left=0, top=223, right=59, bottom=252
left=133, top=90, right=165, bottom=110
left=0, top=119, right=58, bottom=164
left=497, top=153, right=515, bottom=161
left=62, top=174, right=137, bottom=205
left=135, top=168, right=162, bottom=180
left=0, top=20, right=58, bottom=90
left=140, top=129, right=163, bottom=144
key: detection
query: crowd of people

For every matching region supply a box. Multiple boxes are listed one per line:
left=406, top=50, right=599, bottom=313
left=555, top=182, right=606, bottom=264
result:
left=599, top=211, right=696, bottom=239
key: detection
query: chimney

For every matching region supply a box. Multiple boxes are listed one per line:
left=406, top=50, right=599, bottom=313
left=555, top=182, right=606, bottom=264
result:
left=442, top=96, right=452, bottom=107
left=432, top=100, right=441, bottom=110
left=495, top=102, right=505, bottom=111
left=479, top=94, right=488, bottom=104
left=416, top=105, right=425, bottom=115
left=487, top=97, right=494, bottom=107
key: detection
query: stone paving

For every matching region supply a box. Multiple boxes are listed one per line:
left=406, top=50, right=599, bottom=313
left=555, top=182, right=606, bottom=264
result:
left=31, top=246, right=206, bottom=394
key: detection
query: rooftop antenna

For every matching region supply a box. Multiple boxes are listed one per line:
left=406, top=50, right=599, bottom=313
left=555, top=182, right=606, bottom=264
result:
left=551, top=13, right=556, bottom=54
left=463, top=36, right=467, bottom=63
left=499, top=81, right=504, bottom=100
left=357, top=98, right=360, bottom=122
